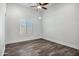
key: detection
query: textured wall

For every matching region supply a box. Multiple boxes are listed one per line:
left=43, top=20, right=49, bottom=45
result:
left=43, top=3, right=79, bottom=49
left=0, top=3, right=6, bottom=56
left=5, top=3, right=42, bottom=44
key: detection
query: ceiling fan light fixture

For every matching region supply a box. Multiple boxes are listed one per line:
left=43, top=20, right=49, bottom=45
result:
left=37, top=6, right=42, bottom=9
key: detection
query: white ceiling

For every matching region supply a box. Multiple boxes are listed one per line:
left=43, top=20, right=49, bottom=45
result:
left=17, top=3, right=55, bottom=9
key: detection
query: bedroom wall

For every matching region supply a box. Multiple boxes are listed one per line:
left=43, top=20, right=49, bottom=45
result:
left=0, top=3, right=6, bottom=56
left=43, top=3, right=79, bottom=49
left=5, top=3, right=42, bottom=44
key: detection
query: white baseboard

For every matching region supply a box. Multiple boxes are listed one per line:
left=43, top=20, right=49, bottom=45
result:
left=42, top=36, right=79, bottom=50
left=6, top=36, right=79, bottom=50
left=6, top=36, right=41, bottom=44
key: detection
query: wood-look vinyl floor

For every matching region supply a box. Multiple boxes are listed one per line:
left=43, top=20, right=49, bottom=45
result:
left=4, top=38, right=79, bottom=56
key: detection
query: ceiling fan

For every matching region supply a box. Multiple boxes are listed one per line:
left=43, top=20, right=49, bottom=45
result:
left=30, top=3, right=48, bottom=10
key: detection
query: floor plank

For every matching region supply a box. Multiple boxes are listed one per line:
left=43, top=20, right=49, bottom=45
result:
left=4, top=38, right=79, bottom=56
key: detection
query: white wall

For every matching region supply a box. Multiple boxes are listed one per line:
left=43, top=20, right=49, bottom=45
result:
left=5, top=3, right=42, bottom=44
left=0, top=3, right=6, bottom=56
left=43, top=3, right=79, bottom=49
left=5, top=3, right=79, bottom=49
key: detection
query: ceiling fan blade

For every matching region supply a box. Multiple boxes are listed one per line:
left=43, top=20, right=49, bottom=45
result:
left=42, top=7, right=47, bottom=10
left=39, top=3, right=42, bottom=5
left=42, top=3, right=48, bottom=6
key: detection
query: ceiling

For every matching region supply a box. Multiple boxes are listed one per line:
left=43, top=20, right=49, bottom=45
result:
left=17, top=3, right=55, bottom=10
